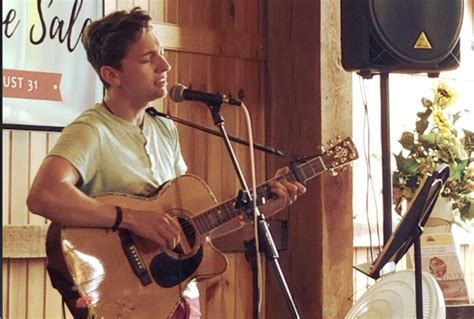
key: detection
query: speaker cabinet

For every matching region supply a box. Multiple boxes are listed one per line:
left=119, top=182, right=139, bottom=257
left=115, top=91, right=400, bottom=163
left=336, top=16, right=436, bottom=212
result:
left=341, top=0, right=463, bottom=77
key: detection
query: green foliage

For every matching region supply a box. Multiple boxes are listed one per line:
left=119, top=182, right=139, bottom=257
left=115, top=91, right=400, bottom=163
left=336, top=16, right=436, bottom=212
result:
left=393, top=81, right=474, bottom=221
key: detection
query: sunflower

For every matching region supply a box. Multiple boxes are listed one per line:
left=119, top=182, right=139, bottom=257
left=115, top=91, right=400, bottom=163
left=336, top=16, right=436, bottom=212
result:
left=433, top=111, right=451, bottom=133
left=432, top=80, right=458, bottom=110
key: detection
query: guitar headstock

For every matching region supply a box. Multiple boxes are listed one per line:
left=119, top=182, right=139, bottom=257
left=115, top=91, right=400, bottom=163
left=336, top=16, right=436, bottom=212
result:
left=322, top=136, right=359, bottom=176
left=289, top=136, right=359, bottom=183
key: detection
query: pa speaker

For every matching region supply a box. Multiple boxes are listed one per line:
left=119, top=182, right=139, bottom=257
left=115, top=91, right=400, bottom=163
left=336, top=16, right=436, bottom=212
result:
left=341, top=0, right=463, bottom=77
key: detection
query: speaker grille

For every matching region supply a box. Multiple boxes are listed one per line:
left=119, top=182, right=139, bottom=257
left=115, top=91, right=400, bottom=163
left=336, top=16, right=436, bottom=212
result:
left=369, top=33, right=402, bottom=67
left=369, top=0, right=463, bottom=64
left=341, top=0, right=463, bottom=75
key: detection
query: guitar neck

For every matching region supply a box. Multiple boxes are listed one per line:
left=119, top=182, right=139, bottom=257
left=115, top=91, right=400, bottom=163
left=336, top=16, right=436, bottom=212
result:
left=190, top=136, right=357, bottom=236
left=190, top=154, right=328, bottom=236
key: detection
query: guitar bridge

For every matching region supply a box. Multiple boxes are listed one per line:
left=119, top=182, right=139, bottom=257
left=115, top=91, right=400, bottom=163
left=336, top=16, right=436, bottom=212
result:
left=118, top=229, right=152, bottom=286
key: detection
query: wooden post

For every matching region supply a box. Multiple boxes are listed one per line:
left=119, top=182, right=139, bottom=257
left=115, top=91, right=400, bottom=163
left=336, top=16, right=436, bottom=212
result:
left=265, top=1, right=353, bottom=318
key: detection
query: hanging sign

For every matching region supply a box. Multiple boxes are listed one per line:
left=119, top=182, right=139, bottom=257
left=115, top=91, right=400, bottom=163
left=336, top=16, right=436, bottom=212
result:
left=2, top=0, right=103, bottom=127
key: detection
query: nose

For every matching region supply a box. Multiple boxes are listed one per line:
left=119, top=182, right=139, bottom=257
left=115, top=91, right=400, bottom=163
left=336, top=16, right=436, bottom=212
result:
left=154, top=54, right=172, bottom=73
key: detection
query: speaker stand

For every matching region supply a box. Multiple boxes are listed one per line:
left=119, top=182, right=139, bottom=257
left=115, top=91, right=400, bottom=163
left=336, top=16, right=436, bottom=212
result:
left=379, top=72, right=424, bottom=318
left=380, top=72, right=393, bottom=244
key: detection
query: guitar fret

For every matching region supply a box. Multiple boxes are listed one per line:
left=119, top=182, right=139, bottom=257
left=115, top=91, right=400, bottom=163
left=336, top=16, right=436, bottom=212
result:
left=206, top=210, right=215, bottom=229
left=224, top=201, right=236, bottom=220
left=303, top=165, right=312, bottom=177
left=310, top=160, right=323, bottom=176
left=214, top=208, right=225, bottom=225
left=194, top=215, right=206, bottom=235
left=201, top=213, right=212, bottom=233
left=299, top=168, right=308, bottom=181
left=206, top=211, right=216, bottom=230
left=194, top=215, right=204, bottom=234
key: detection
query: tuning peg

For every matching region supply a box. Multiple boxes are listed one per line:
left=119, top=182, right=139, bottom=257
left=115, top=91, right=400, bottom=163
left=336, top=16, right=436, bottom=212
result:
left=329, top=169, right=339, bottom=176
left=327, top=139, right=334, bottom=147
left=336, top=135, right=342, bottom=141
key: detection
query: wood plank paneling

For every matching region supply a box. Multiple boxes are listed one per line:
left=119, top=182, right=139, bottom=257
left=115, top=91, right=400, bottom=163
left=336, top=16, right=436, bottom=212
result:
left=9, top=131, right=30, bottom=319
left=133, top=0, right=149, bottom=12
left=10, top=131, right=29, bottom=224
left=148, top=0, right=164, bottom=22
left=9, top=259, right=27, bottom=319
left=153, top=23, right=264, bottom=60
left=234, top=253, right=254, bottom=318
left=28, top=132, right=48, bottom=224
left=3, top=225, right=48, bottom=258
left=27, top=259, right=46, bottom=319
left=3, top=130, right=11, bottom=319
left=115, top=0, right=134, bottom=11
left=3, top=130, right=11, bottom=225
left=3, top=260, right=9, bottom=319
left=44, top=274, right=65, bottom=319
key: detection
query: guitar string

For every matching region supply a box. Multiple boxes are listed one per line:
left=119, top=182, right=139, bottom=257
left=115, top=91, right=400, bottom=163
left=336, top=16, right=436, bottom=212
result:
left=164, top=155, right=329, bottom=241
left=177, top=174, right=289, bottom=236
left=163, top=151, right=334, bottom=243
left=176, top=159, right=326, bottom=238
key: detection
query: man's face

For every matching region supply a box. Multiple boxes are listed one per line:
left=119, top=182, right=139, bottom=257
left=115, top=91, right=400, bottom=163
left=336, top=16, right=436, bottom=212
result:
left=117, top=30, right=171, bottom=103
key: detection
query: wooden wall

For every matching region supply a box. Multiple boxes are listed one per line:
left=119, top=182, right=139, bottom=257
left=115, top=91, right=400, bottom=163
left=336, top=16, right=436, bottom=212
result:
left=3, top=131, right=64, bottom=319
left=3, top=1, right=265, bottom=318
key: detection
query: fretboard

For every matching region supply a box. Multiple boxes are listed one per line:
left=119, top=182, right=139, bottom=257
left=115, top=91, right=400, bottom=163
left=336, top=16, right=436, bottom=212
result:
left=191, top=154, right=328, bottom=236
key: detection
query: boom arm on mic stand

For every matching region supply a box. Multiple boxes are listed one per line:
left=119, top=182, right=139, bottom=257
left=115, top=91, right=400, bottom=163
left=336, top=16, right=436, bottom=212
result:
left=146, top=107, right=299, bottom=160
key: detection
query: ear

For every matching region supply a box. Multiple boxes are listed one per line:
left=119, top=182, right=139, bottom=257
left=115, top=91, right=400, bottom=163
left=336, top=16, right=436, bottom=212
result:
left=99, top=65, right=121, bottom=87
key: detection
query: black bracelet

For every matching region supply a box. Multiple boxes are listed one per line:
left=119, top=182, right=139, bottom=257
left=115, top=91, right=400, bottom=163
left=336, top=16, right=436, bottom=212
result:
left=112, top=206, right=123, bottom=232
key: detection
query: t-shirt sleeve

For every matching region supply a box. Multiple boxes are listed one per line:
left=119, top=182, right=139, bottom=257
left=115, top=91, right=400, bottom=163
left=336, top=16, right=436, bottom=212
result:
left=47, top=122, right=100, bottom=185
left=169, top=120, right=188, bottom=176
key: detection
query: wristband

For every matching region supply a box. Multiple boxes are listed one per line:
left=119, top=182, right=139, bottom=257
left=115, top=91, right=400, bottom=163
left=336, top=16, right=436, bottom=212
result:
left=112, top=206, right=123, bottom=231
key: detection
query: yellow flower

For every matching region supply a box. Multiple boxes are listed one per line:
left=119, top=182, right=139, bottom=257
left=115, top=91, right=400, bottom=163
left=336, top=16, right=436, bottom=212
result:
left=432, top=81, right=458, bottom=109
left=465, top=164, right=474, bottom=179
left=432, top=111, right=451, bottom=133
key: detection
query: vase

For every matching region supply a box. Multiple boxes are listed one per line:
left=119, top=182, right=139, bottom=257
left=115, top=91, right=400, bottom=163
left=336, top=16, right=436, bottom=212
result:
left=424, top=196, right=454, bottom=233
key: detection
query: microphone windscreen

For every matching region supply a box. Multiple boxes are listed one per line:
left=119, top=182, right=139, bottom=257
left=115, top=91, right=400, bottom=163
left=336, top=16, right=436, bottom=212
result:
left=168, top=84, right=187, bottom=102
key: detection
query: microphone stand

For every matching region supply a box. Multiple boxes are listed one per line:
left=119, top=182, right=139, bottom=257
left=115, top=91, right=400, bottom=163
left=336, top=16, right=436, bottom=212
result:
left=202, top=102, right=301, bottom=319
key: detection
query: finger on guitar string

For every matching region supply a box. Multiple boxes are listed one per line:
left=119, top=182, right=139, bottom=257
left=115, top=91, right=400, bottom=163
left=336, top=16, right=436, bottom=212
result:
left=160, top=214, right=182, bottom=248
left=122, top=208, right=181, bottom=250
left=271, top=166, right=307, bottom=203
left=267, top=180, right=292, bottom=205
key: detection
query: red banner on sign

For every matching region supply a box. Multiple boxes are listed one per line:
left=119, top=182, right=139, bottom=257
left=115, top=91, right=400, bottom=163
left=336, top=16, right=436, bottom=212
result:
left=2, top=69, right=62, bottom=101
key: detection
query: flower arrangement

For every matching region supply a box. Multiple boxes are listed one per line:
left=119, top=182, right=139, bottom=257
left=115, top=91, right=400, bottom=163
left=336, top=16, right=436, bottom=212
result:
left=392, top=81, right=474, bottom=221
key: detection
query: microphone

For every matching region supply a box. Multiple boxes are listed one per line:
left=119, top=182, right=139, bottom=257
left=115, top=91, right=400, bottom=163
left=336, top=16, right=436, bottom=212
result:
left=169, top=84, right=242, bottom=106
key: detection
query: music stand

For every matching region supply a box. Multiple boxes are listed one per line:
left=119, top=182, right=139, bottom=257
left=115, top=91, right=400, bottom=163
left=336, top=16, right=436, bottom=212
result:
left=355, top=163, right=450, bottom=318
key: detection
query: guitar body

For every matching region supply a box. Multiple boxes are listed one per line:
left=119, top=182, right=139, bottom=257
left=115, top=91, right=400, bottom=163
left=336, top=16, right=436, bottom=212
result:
left=46, top=174, right=228, bottom=318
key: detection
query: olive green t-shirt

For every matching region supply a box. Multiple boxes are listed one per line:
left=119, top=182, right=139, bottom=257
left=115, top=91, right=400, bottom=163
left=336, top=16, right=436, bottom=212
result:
left=49, top=103, right=187, bottom=196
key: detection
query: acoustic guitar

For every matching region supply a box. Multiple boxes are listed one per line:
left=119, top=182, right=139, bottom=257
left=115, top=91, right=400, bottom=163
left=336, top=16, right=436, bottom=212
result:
left=46, top=136, right=358, bottom=318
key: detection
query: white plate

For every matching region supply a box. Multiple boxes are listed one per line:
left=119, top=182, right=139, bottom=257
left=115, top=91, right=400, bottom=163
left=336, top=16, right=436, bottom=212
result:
left=346, top=270, right=445, bottom=319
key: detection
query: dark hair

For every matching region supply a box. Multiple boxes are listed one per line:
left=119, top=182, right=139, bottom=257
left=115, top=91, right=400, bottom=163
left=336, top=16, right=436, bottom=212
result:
left=82, top=7, right=152, bottom=88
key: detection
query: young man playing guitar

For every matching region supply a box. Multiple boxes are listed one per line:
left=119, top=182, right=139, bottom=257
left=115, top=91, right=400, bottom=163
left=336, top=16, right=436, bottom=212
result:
left=27, top=7, right=306, bottom=318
